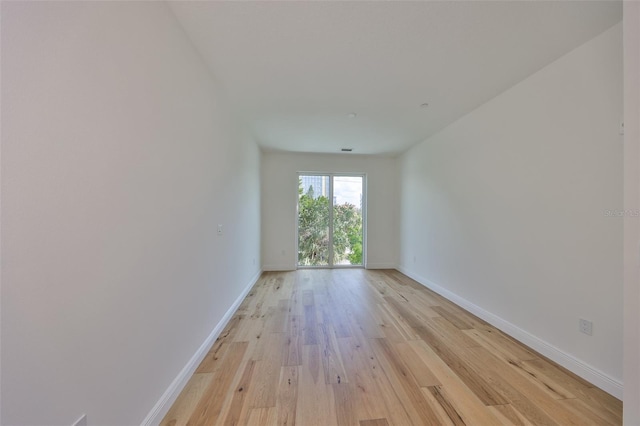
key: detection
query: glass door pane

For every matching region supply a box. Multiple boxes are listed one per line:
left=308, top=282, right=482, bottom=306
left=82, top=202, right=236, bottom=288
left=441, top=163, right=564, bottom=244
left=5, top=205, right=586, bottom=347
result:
left=332, top=176, right=363, bottom=266
left=298, top=175, right=330, bottom=266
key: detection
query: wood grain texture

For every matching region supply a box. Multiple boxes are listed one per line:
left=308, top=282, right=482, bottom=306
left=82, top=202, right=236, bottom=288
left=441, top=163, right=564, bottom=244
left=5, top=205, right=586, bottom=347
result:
left=161, top=270, right=621, bottom=426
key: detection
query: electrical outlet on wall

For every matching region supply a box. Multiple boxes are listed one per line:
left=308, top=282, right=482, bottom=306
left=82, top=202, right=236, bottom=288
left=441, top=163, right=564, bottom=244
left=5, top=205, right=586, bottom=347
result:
left=579, top=318, right=593, bottom=336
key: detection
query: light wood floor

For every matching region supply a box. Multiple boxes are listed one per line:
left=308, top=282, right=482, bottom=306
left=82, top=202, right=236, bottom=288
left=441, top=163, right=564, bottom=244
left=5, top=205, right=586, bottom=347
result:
left=161, top=269, right=622, bottom=426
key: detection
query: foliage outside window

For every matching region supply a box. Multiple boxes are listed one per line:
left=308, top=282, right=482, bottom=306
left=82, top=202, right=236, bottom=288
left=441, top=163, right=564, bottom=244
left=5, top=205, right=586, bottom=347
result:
left=298, top=180, right=363, bottom=266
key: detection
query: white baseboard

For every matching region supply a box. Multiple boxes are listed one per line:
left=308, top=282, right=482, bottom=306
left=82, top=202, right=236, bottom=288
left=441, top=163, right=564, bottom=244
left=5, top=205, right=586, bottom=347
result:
left=141, top=268, right=263, bottom=426
left=263, top=264, right=296, bottom=271
left=397, top=266, right=623, bottom=400
left=366, top=263, right=398, bottom=270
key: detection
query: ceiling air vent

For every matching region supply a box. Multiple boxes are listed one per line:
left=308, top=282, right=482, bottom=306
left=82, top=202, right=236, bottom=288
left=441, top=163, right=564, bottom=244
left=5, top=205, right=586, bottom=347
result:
left=341, top=148, right=353, bottom=152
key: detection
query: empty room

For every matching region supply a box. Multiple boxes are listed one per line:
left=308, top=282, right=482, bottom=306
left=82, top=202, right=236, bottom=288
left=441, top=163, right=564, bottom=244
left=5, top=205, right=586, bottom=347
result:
left=2, top=1, right=639, bottom=425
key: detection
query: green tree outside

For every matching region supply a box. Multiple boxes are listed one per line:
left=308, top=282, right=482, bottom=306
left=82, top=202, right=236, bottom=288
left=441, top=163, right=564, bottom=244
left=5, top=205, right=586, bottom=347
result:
left=298, top=181, right=363, bottom=266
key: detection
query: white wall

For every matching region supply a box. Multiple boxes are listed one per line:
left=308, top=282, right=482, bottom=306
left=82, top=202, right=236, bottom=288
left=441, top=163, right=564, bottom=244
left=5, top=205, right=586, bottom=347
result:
left=399, top=23, right=623, bottom=396
left=623, top=2, right=640, bottom=423
left=1, top=2, right=261, bottom=425
left=262, top=152, right=398, bottom=270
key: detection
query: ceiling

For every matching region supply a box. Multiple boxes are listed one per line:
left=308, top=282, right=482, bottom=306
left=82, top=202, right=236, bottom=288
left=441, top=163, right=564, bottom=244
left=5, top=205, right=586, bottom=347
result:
left=168, top=1, right=621, bottom=156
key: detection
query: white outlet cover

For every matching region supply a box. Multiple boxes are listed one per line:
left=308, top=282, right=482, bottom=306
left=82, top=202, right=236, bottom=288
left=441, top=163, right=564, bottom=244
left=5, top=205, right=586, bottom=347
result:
left=579, top=319, right=593, bottom=336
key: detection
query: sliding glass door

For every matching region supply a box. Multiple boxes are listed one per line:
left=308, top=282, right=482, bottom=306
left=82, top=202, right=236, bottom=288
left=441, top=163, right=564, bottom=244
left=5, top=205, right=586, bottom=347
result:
left=297, top=175, right=331, bottom=266
left=297, top=174, right=364, bottom=268
left=332, top=176, right=364, bottom=266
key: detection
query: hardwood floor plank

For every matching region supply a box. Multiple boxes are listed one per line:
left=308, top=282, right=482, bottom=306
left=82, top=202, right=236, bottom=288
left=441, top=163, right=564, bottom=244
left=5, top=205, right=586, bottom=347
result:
left=344, top=292, right=386, bottom=339
left=303, top=290, right=319, bottom=345
left=419, top=387, right=457, bottom=426
left=288, top=286, right=303, bottom=317
left=195, top=342, right=232, bottom=374
left=334, top=336, right=399, bottom=423
left=321, top=300, right=353, bottom=339
left=186, top=341, right=248, bottom=426
left=248, top=332, right=284, bottom=408
left=431, top=305, right=474, bottom=330
left=463, top=346, right=571, bottom=425
left=558, top=397, right=618, bottom=426
left=222, top=360, right=255, bottom=426
left=358, top=418, right=389, bottom=426
left=429, top=316, right=481, bottom=349
left=162, top=270, right=621, bottom=426
left=394, top=341, right=440, bottom=387
left=282, top=314, right=303, bottom=366
left=383, top=295, right=426, bottom=329
left=334, top=311, right=417, bottom=422
left=319, top=323, right=349, bottom=385
left=488, top=404, right=535, bottom=426
left=333, top=383, right=357, bottom=426
left=276, top=366, right=298, bottom=426
left=207, top=314, right=243, bottom=351
left=463, top=327, right=537, bottom=363
left=431, top=298, right=493, bottom=331
left=376, top=307, right=407, bottom=343
left=378, top=302, right=421, bottom=340
left=522, top=359, right=622, bottom=424
left=414, top=325, right=508, bottom=406
left=464, top=331, right=576, bottom=403
left=506, top=359, right=576, bottom=400
left=370, top=337, right=442, bottom=425
left=296, top=344, right=338, bottom=426
left=160, top=373, right=213, bottom=426
left=246, top=407, right=276, bottom=425
left=582, top=387, right=624, bottom=424
left=378, top=270, right=442, bottom=307
left=320, top=274, right=354, bottom=338
left=425, top=385, right=466, bottom=426
left=408, top=339, right=503, bottom=425
left=265, top=299, right=289, bottom=333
